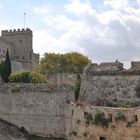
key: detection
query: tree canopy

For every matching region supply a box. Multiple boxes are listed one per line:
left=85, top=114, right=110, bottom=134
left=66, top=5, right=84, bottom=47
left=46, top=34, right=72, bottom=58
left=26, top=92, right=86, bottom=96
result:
left=1, top=49, right=11, bottom=82
left=35, top=52, right=91, bottom=75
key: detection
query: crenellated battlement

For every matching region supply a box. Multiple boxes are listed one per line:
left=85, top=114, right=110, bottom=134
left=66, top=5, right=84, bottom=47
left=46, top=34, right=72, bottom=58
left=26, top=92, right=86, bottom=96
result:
left=131, top=61, right=140, bottom=70
left=83, top=61, right=140, bottom=76
left=0, top=28, right=39, bottom=70
left=1, top=28, right=32, bottom=36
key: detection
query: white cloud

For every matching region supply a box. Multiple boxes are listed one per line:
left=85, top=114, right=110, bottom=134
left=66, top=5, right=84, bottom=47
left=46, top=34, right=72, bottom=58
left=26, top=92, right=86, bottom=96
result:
left=34, top=7, right=49, bottom=15
left=33, top=4, right=54, bottom=15
left=65, top=0, right=95, bottom=16
left=33, top=0, right=140, bottom=67
left=104, top=0, right=129, bottom=10
left=43, top=15, right=80, bottom=31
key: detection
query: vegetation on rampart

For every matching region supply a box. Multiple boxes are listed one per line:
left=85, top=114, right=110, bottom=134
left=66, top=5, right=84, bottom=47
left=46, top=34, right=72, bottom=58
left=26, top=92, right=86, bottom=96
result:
left=84, top=111, right=110, bottom=127
left=83, top=111, right=128, bottom=128
left=94, top=112, right=109, bottom=127
left=114, top=112, right=126, bottom=121
left=9, top=70, right=46, bottom=83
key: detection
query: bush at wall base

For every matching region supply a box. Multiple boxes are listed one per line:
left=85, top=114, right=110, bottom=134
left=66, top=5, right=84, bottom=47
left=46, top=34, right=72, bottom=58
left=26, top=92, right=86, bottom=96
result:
left=9, top=70, right=47, bottom=83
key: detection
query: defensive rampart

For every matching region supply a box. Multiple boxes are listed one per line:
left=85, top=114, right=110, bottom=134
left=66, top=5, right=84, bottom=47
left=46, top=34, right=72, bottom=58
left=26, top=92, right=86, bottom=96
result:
left=0, top=83, right=74, bottom=139
left=1, top=61, right=140, bottom=139
left=80, top=61, right=140, bottom=107
left=68, top=104, right=140, bottom=140
left=46, top=73, right=77, bottom=86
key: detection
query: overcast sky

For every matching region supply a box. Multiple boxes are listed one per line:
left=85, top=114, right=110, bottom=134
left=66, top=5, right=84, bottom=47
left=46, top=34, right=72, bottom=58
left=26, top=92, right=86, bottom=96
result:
left=0, top=0, right=140, bottom=68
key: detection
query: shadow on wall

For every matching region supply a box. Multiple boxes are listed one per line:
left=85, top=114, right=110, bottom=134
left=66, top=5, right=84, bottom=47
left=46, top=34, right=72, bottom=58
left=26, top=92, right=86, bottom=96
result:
left=27, top=135, right=66, bottom=140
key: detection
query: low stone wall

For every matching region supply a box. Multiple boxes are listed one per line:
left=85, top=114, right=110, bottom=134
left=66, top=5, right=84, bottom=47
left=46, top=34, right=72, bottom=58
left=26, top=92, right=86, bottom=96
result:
left=46, top=73, right=77, bottom=86
left=0, top=83, right=74, bottom=138
left=68, top=104, right=140, bottom=140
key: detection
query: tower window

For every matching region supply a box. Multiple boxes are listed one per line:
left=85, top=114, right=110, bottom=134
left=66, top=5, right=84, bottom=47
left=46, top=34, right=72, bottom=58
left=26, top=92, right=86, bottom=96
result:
left=23, top=56, right=25, bottom=60
left=20, top=40, right=22, bottom=43
left=17, top=56, right=20, bottom=60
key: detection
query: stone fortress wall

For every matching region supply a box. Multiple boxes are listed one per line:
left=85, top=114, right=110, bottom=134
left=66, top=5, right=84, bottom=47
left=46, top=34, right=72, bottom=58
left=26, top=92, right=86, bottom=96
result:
left=68, top=61, right=140, bottom=140
left=80, top=61, right=140, bottom=107
left=1, top=61, right=140, bottom=139
left=46, top=73, right=77, bottom=86
left=68, top=104, right=140, bottom=140
left=0, top=83, right=74, bottom=139
left=0, top=37, right=14, bottom=61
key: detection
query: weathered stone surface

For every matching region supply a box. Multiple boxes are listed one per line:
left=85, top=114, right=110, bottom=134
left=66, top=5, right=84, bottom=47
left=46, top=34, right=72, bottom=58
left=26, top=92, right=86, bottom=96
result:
left=0, top=83, right=74, bottom=138
left=80, top=62, right=140, bottom=107
left=80, top=75, right=140, bottom=107
left=0, top=117, right=26, bottom=140
left=131, top=61, right=140, bottom=70
left=83, top=61, right=123, bottom=75
left=69, top=104, right=140, bottom=140
left=46, top=73, right=77, bottom=86
left=2, top=61, right=140, bottom=140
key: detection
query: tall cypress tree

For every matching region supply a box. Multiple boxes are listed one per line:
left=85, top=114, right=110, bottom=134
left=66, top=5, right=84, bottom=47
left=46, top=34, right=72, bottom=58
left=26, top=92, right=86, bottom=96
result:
left=2, top=49, right=11, bottom=82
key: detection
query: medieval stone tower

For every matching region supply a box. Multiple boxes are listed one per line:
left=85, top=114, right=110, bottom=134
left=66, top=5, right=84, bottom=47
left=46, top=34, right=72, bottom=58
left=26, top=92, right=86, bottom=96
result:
left=0, top=28, right=39, bottom=70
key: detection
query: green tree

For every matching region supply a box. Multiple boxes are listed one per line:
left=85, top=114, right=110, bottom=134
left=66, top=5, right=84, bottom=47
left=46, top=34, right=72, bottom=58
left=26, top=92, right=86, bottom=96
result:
left=2, top=49, right=11, bottom=82
left=35, top=52, right=91, bottom=75
left=75, top=74, right=81, bottom=102
left=0, top=62, right=4, bottom=75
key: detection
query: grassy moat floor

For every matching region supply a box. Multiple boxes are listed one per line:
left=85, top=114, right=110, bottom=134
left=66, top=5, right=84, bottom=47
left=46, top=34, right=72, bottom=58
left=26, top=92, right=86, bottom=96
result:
left=28, top=135, right=66, bottom=140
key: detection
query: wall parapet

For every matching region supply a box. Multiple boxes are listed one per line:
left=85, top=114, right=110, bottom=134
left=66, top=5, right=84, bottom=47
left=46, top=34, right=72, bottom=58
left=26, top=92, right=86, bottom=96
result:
left=83, top=61, right=140, bottom=77
left=0, top=83, right=74, bottom=94
left=46, top=73, right=77, bottom=86
left=1, top=28, right=32, bottom=36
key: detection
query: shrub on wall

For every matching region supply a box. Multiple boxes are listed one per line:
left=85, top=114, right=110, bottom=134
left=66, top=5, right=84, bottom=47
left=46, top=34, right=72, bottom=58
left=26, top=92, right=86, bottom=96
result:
left=114, top=112, right=126, bottom=121
left=9, top=70, right=46, bottom=83
left=30, top=72, right=46, bottom=83
left=9, top=71, right=30, bottom=83
left=120, top=101, right=132, bottom=108
left=94, top=112, right=109, bottom=127
left=84, top=112, right=94, bottom=125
